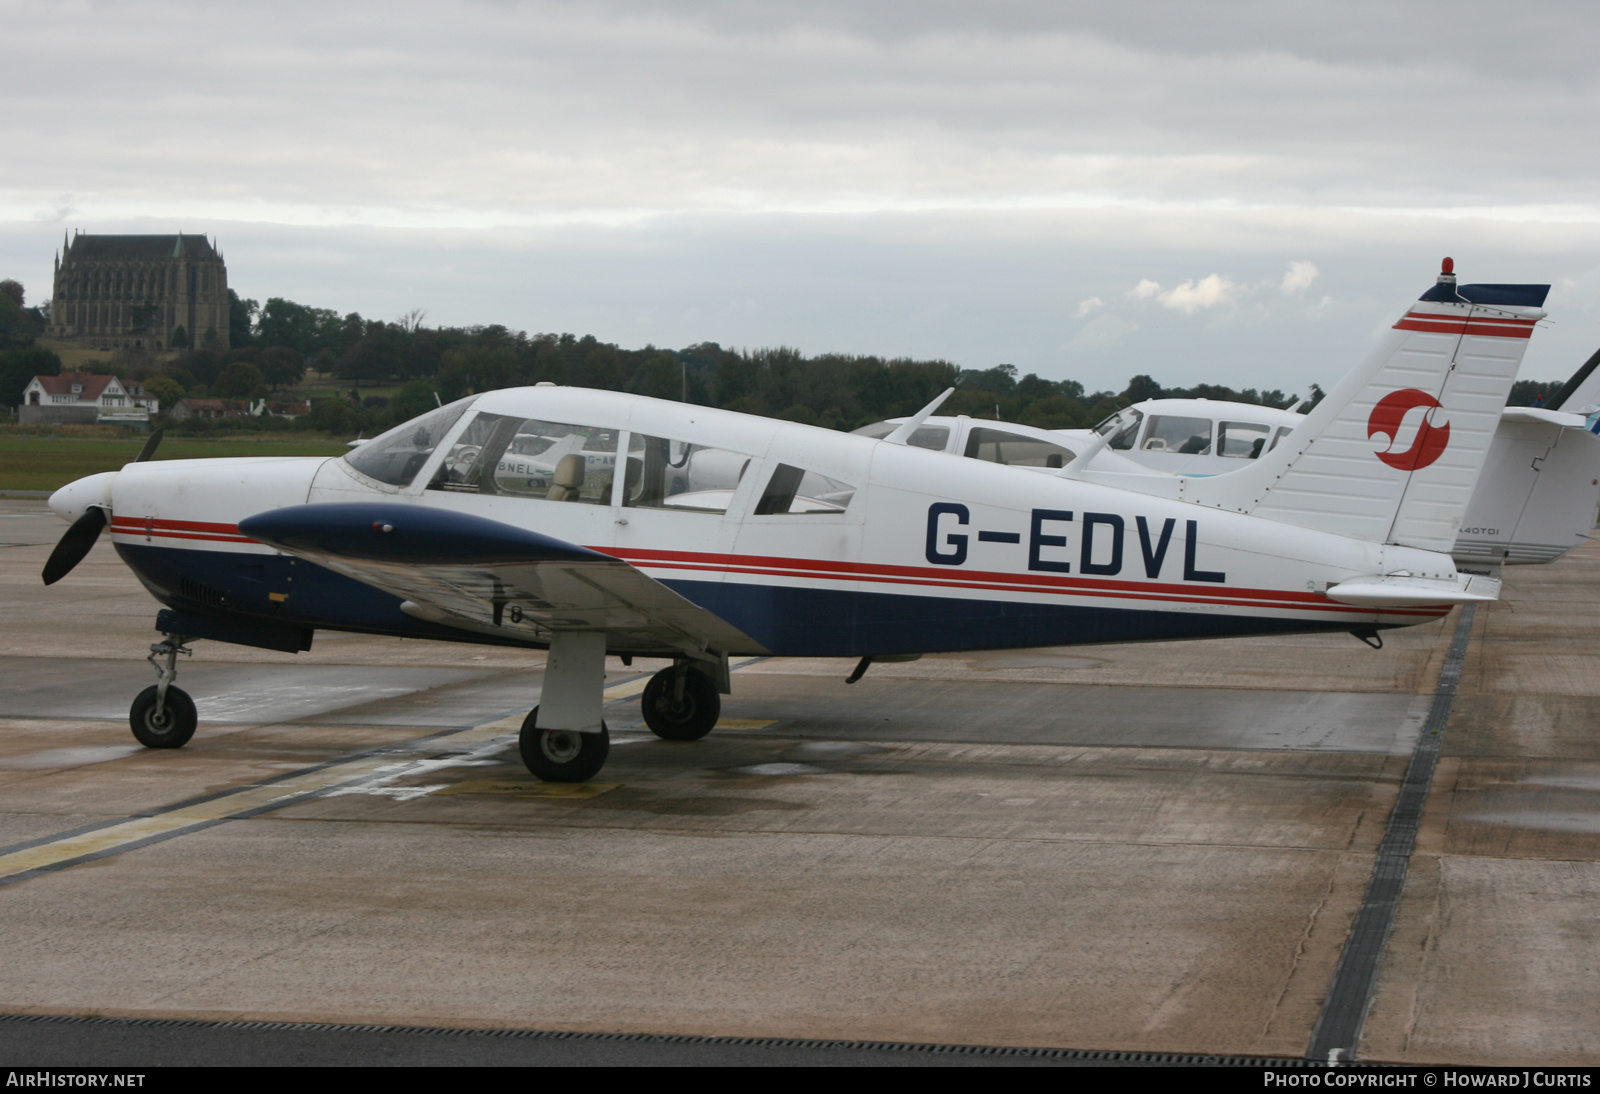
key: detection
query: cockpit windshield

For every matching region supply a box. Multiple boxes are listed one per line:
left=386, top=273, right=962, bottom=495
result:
left=342, top=396, right=478, bottom=487
left=1092, top=409, right=1143, bottom=450
left=850, top=421, right=952, bottom=451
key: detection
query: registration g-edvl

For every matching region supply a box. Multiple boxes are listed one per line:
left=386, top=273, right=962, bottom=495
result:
left=42, top=260, right=1546, bottom=785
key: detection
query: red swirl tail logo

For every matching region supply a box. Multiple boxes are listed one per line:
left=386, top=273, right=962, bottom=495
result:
left=1368, top=389, right=1450, bottom=471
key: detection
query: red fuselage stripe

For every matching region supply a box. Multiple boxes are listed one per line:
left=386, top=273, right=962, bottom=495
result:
left=106, top=516, right=1450, bottom=619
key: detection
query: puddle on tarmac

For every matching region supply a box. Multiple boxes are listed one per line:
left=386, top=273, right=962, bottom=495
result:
left=730, top=762, right=826, bottom=777
left=0, top=745, right=143, bottom=770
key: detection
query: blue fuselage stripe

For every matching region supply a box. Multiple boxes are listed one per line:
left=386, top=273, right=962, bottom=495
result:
left=116, top=543, right=1365, bottom=657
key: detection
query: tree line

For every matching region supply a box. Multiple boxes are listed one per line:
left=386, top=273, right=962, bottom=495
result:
left=0, top=279, right=1568, bottom=436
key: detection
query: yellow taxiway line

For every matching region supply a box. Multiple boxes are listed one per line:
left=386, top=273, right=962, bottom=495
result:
left=0, top=663, right=761, bottom=886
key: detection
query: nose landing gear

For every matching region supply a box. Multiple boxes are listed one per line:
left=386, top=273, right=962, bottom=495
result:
left=131, top=635, right=196, bottom=749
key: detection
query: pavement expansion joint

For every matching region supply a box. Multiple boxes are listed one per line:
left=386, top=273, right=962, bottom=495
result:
left=0, top=1013, right=1321, bottom=1066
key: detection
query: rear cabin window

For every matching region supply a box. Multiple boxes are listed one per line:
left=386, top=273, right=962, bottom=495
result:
left=427, top=414, right=620, bottom=504
left=753, top=464, right=857, bottom=514
left=622, top=434, right=752, bottom=514
left=963, top=427, right=1075, bottom=469
left=1142, top=415, right=1212, bottom=455
left=1218, top=420, right=1272, bottom=459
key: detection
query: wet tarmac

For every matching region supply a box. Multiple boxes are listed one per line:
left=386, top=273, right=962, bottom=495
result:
left=0, top=499, right=1596, bottom=1065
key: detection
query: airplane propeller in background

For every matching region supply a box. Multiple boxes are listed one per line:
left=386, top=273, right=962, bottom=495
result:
left=133, top=428, right=164, bottom=465
left=40, top=428, right=163, bottom=586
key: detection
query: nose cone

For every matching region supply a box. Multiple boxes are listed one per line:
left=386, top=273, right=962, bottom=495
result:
left=49, top=471, right=118, bottom=523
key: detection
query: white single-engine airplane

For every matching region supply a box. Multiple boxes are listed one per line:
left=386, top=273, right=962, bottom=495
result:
left=42, top=262, right=1545, bottom=784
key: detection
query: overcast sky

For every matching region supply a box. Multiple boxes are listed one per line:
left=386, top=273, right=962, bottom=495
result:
left=4, top=0, right=1600, bottom=395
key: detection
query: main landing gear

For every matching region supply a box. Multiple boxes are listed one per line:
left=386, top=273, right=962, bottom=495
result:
left=130, top=634, right=196, bottom=749
left=519, top=707, right=610, bottom=783
left=641, top=663, right=720, bottom=741
left=517, top=637, right=727, bottom=783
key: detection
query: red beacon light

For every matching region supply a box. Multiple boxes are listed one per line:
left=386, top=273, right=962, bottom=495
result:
left=1438, top=257, right=1457, bottom=285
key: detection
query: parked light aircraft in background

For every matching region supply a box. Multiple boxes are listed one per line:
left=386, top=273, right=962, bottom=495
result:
left=861, top=295, right=1600, bottom=570
left=41, top=261, right=1546, bottom=784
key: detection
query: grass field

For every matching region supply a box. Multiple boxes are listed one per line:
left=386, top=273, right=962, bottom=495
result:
left=0, top=432, right=351, bottom=492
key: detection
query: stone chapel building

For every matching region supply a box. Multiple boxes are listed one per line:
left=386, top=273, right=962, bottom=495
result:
left=48, top=231, right=230, bottom=351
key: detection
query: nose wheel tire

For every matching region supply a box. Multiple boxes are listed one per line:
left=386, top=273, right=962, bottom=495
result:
left=641, top=666, right=720, bottom=741
left=519, top=706, right=609, bottom=783
left=130, top=685, right=197, bottom=749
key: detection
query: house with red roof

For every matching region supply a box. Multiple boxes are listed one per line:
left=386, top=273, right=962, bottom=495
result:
left=19, top=372, right=158, bottom=426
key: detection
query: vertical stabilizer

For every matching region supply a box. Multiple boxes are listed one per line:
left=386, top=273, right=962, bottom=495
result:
left=1187, top=261, right=1547, bottom=551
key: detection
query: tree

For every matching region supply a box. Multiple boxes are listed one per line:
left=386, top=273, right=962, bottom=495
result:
left=0, top=347, right=61, bottom=406
left=0, top=279, right=22, bottom=307
left=388, top=379, right=439, bottom=424
left=139, top=374, right=185, bottom=410
left=0, top=290, right=30, bottom=349
left=257, top=346, right=305, bottom=389
left=1124, top=375, right=1163, bottom=402
left=213, top=361, right=265, bottom=399
left=627, top=351, right=683, bottom=401
left=228, top=290, right=258, bottom=347
left=258, top=298, right=341, bottom=356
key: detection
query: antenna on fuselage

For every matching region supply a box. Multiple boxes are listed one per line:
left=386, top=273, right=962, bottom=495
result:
left=882, top=388, right=955, bottom=446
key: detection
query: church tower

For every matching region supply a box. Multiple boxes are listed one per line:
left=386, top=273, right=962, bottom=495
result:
left=50, top=231, right=230, bottom=351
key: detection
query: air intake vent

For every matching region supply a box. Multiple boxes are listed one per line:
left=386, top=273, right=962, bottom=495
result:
left=179, top=578, right=226, bottom=609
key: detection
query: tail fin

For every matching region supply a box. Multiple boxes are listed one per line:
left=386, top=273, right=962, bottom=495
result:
left=1457, top=408, right=1600, bottom=566
left=1186, top=261, right=1548, bottom=552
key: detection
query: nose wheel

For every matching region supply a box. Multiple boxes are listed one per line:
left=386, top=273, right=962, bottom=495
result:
left=131, top=634, right=197, bottom=749
left=130, top=685, right=197, bottom=748
left=641, top=664, right=720, bottom=741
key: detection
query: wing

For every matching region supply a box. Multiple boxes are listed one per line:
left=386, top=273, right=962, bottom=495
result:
left=238, top=502, right=765, bottom=659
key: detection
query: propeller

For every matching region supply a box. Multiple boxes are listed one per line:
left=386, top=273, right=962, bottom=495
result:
left=40, top=429, right=160, bottom=586
left=42, top=506, right=108, bottom=585
left=134, top=428, right=164, bottom=463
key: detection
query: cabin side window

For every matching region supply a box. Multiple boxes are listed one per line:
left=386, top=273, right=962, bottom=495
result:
left=621, top=434, right=753, bottom=514
left=753, top=464, right=857, bottom=515
left=1142, top=415, right=1212, bottom=455
left=427, top=415, right=621, bottom=503
left=963, top=427, right=1076, bottom=468
left=1217, top=420, right=1272, bottom=459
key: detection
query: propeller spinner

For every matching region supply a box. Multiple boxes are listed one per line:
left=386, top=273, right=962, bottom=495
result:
left=40, top=428, right=164, bottom=585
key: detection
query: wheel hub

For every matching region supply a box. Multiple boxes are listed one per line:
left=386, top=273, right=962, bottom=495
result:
left=540, top=729, right=584, bottom=763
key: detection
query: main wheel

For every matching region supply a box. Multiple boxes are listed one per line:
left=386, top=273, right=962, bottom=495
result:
left=130, top=685, right=197, bottom=749
left=641, top=666, right=720, bottom=741
left=518, top=706, right=610, bottom=783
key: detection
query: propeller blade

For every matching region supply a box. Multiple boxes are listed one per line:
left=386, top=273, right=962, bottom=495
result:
left=134, top=428, right=164, bottom=463
left=41, top=507, right=108, bottom=586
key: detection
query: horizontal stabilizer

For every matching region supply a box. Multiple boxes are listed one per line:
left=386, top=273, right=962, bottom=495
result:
left=1325, top=572, right=1500, bottom=607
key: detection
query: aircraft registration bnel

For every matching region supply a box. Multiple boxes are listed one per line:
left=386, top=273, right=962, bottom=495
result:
left=39, top=260, right=1546, bottom=785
